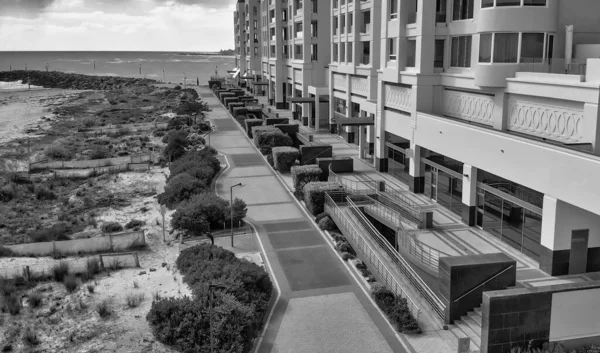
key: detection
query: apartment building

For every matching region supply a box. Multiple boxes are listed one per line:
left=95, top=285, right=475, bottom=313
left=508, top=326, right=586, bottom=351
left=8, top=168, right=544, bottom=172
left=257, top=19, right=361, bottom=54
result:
left=371, top=0, right=600, bottom=276
left=234, top=0, right=262, bottom=87
left=259, top=0, right=331, bottom=125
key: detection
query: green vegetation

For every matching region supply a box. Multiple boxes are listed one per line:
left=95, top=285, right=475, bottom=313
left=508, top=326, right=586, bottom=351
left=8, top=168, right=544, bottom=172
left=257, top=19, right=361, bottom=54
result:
left=272, top=146, right=300, bottom=173
left=303, top=182, right=345, bottom=216
left=370, top=283, right=420, bottom=334
left=291, top=165, right=323, bottom=199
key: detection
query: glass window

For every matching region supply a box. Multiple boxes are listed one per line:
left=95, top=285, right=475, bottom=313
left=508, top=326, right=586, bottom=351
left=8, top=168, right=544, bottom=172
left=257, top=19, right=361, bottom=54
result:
left=479, top=33, right=492, bottom=63
left=340, top=42, right=346, bottom=62
left=520, top=33, right=545, bottom=63
left=434, top=39, right=445, bottom=67
left=452, top=0, right=473, bottom=21
left=347, top=42, right=353, bottom=62
left=333, top=43, right=339, bottom=61
left=496, top=0, right=520, bottom=6
left=436, top=0, right=447, bottom=22
left=406, top=40, right=416, bottom=67
left=523, top=0, right=546, bottom=5
left=493, top=33, right=518, bottom=63
left=388, top=38, right=397, bottom=61
left=390, top=0, right=398, bottom=19
left=450, top=36, right=471, bottom=67
left=481, top=0, right=494, bottom=8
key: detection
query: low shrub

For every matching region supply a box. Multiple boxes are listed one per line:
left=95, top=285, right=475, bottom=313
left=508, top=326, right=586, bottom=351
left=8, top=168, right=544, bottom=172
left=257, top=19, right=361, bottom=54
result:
left=52, top=262, right=69, bottom=282
left=167, top=150, right=220, bottom=185
left=125, top=293, right=145, bottom=308
left=0, top=279, right=17, bottom=296
left=234, top=114, right=248, bottom=126
left=291, top=165, right=323, bottom=199
left=158, top=173, right=207, bottom=209
left=22, top=327, right=39, bottom=346
left=370, top=284, right=420, bottom=333
left=28, top=292, right=43, bottom=308
left=303, top=182, right=344, bottom=216
left=89, top=147, right=109, bottom=160
left=101, top=222, right=123, bottom=233
left=87, top=284, right=95, bottom=293
left=64, top=275, right=78, bottom=293
left=255, top=129, right=293, bottom=156
left=45, top=145, right=74, bottom=160
left=125, top=219, right=145, bottom=229
left=318, top=216, right=337, bottom=231
left=5, top=293, right=21, bottom=315
left=30, top=223, right=70, bottom=242
left=96, top=300, right=112, bottom=318
left=315, top=212, right=329, bottom=223
left=336, top=241, right=355, bottom=255
left=0, top=246, right=15, bottom=257
left=244, top=119, right=263, bottom=138
left=266, top=154, right=274, bottom=167
left=0, top=183, right=16, bottom=202
left=86, top=258, right=101, bottom=275
left=35, top=185, right=56, bottom=201
left=272, top=146, right=299, bottom=173
left=341, top=252, right=354, bottom=261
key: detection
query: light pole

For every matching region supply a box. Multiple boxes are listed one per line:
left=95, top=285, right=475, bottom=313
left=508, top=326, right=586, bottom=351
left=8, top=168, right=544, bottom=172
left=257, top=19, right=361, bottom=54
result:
left=230, top=183, right=243, bottom=247
left=207, top=284, right=228, bottom=353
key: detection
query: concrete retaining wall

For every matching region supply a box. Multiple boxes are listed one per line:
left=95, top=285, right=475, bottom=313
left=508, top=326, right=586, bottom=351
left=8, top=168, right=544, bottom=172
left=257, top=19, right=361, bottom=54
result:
left=299, top=144, right=333, bottom=165
left=265, top=118, right=290, bottom=126
left=316, top=157, right=354, bottom=181
left=30, top=153, right=158, bottom=172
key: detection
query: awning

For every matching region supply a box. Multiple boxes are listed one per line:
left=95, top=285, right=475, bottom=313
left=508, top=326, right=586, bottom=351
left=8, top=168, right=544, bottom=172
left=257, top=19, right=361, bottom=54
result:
left=253, top=82, right=269, bottom=86
left=241, top=75, right=255, bottom=80
left=335, top=117, right=375, bottom=126
left=230, top=68, right=240, bottom=78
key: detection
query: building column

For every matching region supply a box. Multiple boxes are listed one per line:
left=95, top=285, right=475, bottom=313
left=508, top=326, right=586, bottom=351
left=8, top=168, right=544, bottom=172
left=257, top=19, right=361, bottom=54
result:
left=461, top=164, right=478, bottom=226
left=375, top=79, right=387, bottom=172
left=408, top=143, right=424, bottom=193
left=583, top=103, right=600, bottom=156
left=492, top=90, right=508, bottom=131
left=359, top=126, right=367, bottom=159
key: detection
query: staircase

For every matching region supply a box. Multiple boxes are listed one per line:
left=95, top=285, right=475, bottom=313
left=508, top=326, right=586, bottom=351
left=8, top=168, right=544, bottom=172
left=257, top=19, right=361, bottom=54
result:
left=451, top=306, right=483, bottom=353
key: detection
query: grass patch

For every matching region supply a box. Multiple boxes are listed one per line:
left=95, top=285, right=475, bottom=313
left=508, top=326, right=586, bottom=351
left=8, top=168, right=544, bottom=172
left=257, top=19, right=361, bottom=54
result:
left=125, top=293, right=145, bottom=308
left=27, top=292, right=43, bottom=308
left=64, top=275, right=78, bottom=293
left=96, top=300, right=112, bottom=318
left=22, top=327, right=39, bottom=346
left=52, top=261, right=69, bottom=282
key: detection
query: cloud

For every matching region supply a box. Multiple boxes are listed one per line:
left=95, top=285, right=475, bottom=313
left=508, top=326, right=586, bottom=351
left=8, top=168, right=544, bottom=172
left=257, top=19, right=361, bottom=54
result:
left=153, top=0, right=236, bottom=9
left=0, top=0, right=57, bottom=17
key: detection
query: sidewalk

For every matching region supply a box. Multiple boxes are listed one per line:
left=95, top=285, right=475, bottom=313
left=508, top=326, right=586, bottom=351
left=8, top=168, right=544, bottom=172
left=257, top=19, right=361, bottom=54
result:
left=198, top=87, right=409, bottom=353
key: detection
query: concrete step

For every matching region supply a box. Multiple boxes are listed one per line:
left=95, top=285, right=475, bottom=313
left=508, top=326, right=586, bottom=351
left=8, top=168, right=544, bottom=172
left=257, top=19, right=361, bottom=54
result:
left=462, top=315, right=482, bottom=338
left=455, top=319, right=482, bottom=348
left=468, top=310, right=483, bottom=326
left=474, top=306, right=482, bottom=315
left=450, top=323, right=481, bottom=352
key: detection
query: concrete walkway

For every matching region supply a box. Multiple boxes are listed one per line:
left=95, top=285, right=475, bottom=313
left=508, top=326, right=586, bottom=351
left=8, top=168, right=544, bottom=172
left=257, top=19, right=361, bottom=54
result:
left=197, top=87, right=409, bottom=353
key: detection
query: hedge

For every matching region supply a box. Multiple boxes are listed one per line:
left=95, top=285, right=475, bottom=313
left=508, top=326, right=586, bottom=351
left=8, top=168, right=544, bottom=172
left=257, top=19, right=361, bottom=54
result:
left=370, top=283, right=420, bottom=334
left=291, top=165, right=323, bottom=199
left=303, top=182, right=344, bottom=215
left=252, top=125, right=278, bottom=146
left=235, top=114, right=248, bottom=126
left=272, top=146, right=299, bottom=173
left=255, top=129, right=293, bottom=156
left=245, top=119, right=263, bottom=138
left=232, top=106, right=248, bottom=118
left=318, top=216, right=337, bottom=231
left=147, top=243, right=273, bottom=353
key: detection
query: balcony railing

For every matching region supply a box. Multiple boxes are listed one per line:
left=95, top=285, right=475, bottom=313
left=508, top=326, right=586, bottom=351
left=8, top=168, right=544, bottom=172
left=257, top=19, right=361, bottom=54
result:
left=360, top=23, right=371, bottom=34
left=361, top=53, right=370, bottom=65
left=518, top=57, right=587, bottom=76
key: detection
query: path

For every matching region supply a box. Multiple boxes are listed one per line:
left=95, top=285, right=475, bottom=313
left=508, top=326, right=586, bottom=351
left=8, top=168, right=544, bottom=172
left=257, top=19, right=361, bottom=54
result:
left=197, top=87, right=409, bottom=353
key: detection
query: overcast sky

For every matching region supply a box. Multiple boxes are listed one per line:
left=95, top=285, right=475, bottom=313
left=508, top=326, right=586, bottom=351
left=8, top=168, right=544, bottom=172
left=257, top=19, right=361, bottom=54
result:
left=0, top=0, right=237, bottom=51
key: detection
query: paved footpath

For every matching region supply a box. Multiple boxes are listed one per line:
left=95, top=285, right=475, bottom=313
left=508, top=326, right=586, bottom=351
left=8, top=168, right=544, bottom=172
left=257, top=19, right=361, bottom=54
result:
left=196, top=87, right=409, bottom=353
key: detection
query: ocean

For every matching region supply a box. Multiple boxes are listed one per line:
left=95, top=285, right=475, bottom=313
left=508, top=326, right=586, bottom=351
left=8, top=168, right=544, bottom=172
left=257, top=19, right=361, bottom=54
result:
left=0, top=51, right=235, bottom=87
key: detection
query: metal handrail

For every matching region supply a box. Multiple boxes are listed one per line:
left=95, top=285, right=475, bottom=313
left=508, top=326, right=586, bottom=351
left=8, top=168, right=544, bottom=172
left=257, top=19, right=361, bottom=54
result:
left=487, top=182, right=543, bottom=208
left=453, top=265, right=514, bottom=303
left=328, top=165, right=378, bottom=194
left=331, top=194, right=446, bottom=321
left=324, top=194, right=421, bottom=320
left=368, top=193, right=421, bottom=225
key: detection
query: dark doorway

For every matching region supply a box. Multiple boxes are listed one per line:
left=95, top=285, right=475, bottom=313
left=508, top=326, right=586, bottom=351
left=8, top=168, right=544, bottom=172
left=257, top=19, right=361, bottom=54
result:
left=569, top=229, right=589, bottom=274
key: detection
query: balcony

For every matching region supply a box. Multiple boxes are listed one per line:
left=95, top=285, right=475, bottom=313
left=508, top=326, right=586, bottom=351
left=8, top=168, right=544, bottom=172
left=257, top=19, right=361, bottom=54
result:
left=360, top=23, right=371, bottom=34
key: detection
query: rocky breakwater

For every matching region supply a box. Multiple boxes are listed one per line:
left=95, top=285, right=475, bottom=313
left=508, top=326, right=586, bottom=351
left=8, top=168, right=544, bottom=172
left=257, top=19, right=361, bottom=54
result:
left=0, top=71, right=157, bottom=91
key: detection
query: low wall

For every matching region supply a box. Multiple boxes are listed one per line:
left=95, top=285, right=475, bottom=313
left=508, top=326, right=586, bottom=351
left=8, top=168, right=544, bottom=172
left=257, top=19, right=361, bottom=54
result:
left=481, top=281, right=600, bottom=353
left=316, top=157, right=354, bottom=181
left=5, top=230, right=146, bottom=257
left=265, top=118, right=289, bottom=126
left=30, top=153, right=158, bottom=172
left=299, top=144, right=333, bottom=165
left=78, top=122, right=169, bottom=135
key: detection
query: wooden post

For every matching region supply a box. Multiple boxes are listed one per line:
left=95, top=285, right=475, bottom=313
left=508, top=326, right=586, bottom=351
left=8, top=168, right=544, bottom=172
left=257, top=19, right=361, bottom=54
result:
left=99, top=255, right=105, bottom=269
left=134, top=252, right=140, bottom=268
left=109, top=233, right=114, bottom=252
left=52, top=240, right=56, bottom=255
left=25, top=266, right=31, bottom=281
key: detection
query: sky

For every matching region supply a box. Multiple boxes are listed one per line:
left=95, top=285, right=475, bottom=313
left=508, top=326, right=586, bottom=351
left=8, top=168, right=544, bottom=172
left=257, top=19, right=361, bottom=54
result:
left=0, top=0, right=237, bottom=51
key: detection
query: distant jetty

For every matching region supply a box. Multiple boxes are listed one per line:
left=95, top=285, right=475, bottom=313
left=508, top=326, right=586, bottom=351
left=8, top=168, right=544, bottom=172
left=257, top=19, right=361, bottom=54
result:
left=0, top=71, right=157, bottom=90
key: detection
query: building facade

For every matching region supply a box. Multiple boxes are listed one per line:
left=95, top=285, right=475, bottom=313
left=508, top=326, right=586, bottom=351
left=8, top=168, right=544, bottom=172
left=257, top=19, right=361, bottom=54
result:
left=233, top=0, right=600, bottom=277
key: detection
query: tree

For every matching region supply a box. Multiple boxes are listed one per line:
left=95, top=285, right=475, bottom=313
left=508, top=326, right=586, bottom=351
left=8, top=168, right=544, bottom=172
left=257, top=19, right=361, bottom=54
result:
left=163, top=130, right=190, bottom=161
left=158, top=173, right=206, bottom=208
left=171, top=205, right=212, bottom=244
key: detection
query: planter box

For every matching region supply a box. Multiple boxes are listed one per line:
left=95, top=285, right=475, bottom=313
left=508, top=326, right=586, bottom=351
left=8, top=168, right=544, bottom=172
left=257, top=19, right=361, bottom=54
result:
left=316, top=157, right=354, bottom=181
left=299, top=144, right=333, bottom=165
left=208, top=80, right=222, bottom=89
left=265, top=118, right=289, bottom=126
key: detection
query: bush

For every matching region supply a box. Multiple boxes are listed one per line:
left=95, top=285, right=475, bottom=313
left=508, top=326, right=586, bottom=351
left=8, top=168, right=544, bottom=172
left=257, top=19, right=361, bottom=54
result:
left=52, top=262, right=69, bottom=282
left=167, top=150, right=220, bottom=185
left=0, top=279, right=16, bottom=297
left=64, top=275, right=78, bottom=293
left=0, top=183, right=16, bottom=202
left=30, top=223, right=70, bottom=242
left=126, top=293, right=145, bottom=308
left=370, top=284, right=420, bottom=333
left=244, top=119, right=263, bottom=138
left=303, top=182, right=345, bottom=216
left=87, top=258, right=101, bottom=275
left=291, top=165, right=323, bottom=199
left=27, top=292, right=43, bottom=308
left=0, top=246, right=15, bottom=257
left=125, top=219, right=145, bottom=229
left=163, top=130, right=190, bottom=161
left=341, top=252, right=354, bottom=261
left=101, top=222, right=123, bottom=233
left=96, top=300, right=112, bottom=318
left=35, top=186, right=56, bottom=201
left=158, top=173, right=206, bottom=209
left=272, top=146, right=299, bottom=173
left=266, top=154, right=274, bottom=167
left=234, top=114, right=248, bottom=126
left=87, top=284, right=95, bottom=293
left=89, top=147, right=109, bottom=160
left=4, top=293, right=21, bottom=315
left=45, top=145, right=73, bottom=160
left=318, top=216, right=337, bottom=231
left=22, top=327, right=39, bottom=346
left=255, top=130, right=293, bottom=156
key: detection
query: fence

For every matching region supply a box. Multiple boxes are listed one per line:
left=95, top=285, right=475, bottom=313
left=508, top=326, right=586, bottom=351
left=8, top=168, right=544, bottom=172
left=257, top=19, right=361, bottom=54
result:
left=4, top=230, right=146, bottom=257
left=0, top=252, right=141, bottom=280
left=51, top=162, right=150, bottom=178
left=77, top=122, right=169, bottom=135
left=29, top=152, right=159, bottom=172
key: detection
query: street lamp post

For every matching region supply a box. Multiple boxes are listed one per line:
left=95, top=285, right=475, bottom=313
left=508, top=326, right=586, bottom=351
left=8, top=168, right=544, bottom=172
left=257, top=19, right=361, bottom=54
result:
left=230, top=183, right=243, bottom=247
left=207, top=284, right=228, bottom=353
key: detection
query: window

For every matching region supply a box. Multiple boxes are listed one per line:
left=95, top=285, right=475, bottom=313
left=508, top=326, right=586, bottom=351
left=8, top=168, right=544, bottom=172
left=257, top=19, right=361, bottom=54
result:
left=253, top=6, right=257, bottom=16
left=523, top=0, right=546, bottom=5
left=347, top=42, right=353, bottom=62
left=452, top=0, right=473, bottom=20
left=479, top=33, right=492, bottom=62
left=481, top=0, right=494, bottom=7
left=450, top=35, right=472, bottom=67
left=311, top=21, right=318, bottom=37
left=295, top=44, right=303, bottom=60
left=254, top=47, right=259, bottom=56
left=406, top=40, right=416, bottom=67
left=389, top=0, right=398, bottom=19
left=333, top=16, right=339, bottom=35
left=254, top=20, right=257, bottom=29
left=254, top=33, right=258, bottom=43
left=434, top=39, right=445, bottom=67
left=520, top=33, right=545, bottom=63
left=311, top=44, right=318, bottom=61
left=348, top=12, right=353, bottom=33
left=295, top=22, right=303, bottom=38
left=333, top=43, right=339, bottom=61
left=483, top=0, right=546, bottom=7
left=361, top=11, right=371, bottom=33
left=340, top=42, right=346, bottom=62
left=493, top=33, right=518, bottom=63
left=282, top=9, right=287, bottom=21
left=436, top=0, right=447, bottom=22
left=361, top=41, right=370, bottom=65
left=388, top=38, right=397, bottom=61
left=496, top=0, right=520, bottom=6
left=341, top=15, right=345, bottom=34
left=312, top=0, right=318, bottom=13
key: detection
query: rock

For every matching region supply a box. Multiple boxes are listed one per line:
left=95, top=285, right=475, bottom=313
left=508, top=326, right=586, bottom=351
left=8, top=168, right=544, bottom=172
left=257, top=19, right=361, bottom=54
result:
left=161, top=263, right=167, bottom=267
left=138, top=271, right=147, bottom=275
left=149, top=268, right=156, bottom=272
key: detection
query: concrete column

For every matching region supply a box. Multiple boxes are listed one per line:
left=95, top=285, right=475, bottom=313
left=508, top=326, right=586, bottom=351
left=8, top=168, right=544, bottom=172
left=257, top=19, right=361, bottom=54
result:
left=492, top=90, right=508, bottom=131
left=416, top=0, right=436, bottom=75
left=583, top=103, right=600, bottom=156
left=375, top=79, right=387, bottom=172
left=359, top=126, right=367, bottom=158
left=329, top=70, right=336, bottom=133
left=408, top=142, right=424, bottom=193
left=461, top=164, right=478, bottom=226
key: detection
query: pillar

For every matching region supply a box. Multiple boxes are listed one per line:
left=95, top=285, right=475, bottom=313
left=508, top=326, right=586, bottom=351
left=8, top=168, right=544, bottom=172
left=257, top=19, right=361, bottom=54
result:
left=492, top=90, right=508, bottom=131
left=461, top=164, right=478, bottom=226
left=375, top=79, right=388, bottom=172
left=408, top=143, right=424, bottom=193
left=359, top=126, right=367, bottom=159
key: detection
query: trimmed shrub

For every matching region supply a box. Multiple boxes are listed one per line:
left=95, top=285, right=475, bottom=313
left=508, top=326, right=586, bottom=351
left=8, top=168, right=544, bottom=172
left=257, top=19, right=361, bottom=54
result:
left=341, top=252, right=354, bottom=261
left=272, top=146, right=299, bottom=173
left=158, top=173, right=206, bottom=208
left=303, top=182, right=344, bottom=216
left=318, top=215, right=337, bottom=231
left=336, top=241, right=355, bottom=255
left=30, top=223, right=70, bottom=242
left=370, top=284, right=420, bottom=333
left=291, top=165, right=322, bottom=199
left=101, top=222, right=123, bottom=233
left=167, top=150, right=220, bottom=185
left=244, top=119, right=263, bottom=138
left=234, top=114, right=248, bottom=126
